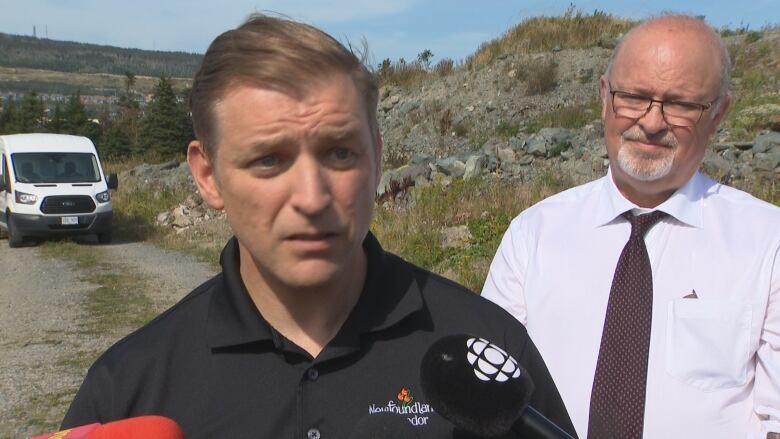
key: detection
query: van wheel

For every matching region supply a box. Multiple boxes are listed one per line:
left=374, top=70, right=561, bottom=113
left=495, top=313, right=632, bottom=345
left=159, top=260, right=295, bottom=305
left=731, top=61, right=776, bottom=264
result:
left=97, top=231, right=112, bottom=244
left=7, top=213, right=23, bottom=248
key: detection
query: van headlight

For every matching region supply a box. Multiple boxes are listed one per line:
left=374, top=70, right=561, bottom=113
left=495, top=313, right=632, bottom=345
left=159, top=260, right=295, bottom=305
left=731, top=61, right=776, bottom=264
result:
left=96, top=190, right=111, bottom=203
left=15, top=191, right=38, bottom=204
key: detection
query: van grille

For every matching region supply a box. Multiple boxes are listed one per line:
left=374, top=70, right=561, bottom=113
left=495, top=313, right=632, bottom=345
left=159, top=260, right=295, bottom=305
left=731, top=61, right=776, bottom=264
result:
left=40, top=196, right=96, bottom=214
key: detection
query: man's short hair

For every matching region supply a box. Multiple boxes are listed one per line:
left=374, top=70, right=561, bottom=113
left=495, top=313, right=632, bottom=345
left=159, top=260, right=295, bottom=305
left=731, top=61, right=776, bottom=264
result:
left=190, top=14, right=379, bottom=158
left=605, top=14, right=731, bottom=101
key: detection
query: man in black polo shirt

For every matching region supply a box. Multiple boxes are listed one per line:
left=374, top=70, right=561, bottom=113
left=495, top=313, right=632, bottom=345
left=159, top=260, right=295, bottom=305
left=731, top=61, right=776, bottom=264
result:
left=62, top=14, right=574, bottom=438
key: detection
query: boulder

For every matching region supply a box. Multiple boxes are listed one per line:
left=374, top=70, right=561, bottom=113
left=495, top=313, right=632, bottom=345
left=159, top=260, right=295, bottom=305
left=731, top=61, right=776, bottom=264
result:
left=753, top=131, right=780, bottom=154
left=464, top=155, right=485, bottom=180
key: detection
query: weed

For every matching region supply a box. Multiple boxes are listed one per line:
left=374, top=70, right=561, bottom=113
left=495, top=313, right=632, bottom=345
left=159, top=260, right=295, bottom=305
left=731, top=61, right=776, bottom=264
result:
left=745, top=31, right=762, bottom=44
left=520, top=57, right=558, bottom=95
left=496, top=120, right=521, bottom=139
left=526, top=100, right=602, bottom=132
left=434, top=58, right=455, bottom=77
left=453, top=120, right=471, bottom=138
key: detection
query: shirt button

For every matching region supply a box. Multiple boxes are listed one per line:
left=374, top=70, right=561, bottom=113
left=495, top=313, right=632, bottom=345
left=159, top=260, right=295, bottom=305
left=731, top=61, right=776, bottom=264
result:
left=307, top=428, right=321, bottom=439
left=307, top=368, right=319, bottom=381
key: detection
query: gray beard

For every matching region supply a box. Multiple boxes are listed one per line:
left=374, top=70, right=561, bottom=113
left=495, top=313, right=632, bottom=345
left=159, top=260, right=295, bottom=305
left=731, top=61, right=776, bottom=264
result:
left=616, top=130, right=678, bottom=181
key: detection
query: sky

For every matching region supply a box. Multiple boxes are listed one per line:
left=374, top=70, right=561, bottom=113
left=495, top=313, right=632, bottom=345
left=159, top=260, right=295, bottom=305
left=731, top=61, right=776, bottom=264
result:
left=1, top=0, right=778, bottom=67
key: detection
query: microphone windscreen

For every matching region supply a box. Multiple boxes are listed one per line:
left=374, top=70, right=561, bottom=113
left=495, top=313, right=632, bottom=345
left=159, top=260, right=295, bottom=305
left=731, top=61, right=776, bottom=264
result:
left=420, top=334, right=534, bottom=437
left=89, top=416, right=184, bottom=439
left=30, top=423, right=100, bottom=439
left=348, top=413, right=423, bottom=438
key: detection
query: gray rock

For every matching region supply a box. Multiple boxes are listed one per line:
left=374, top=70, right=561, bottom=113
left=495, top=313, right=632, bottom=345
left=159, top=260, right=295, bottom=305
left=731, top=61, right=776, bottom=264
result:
left=397, top=100, right=420, bottom=115
left=754, top=152, right=780, bottom=172
left=712, top=143, right=731, bottom=153
left=753, top=131, right=780, bottom=154
left=721, top=149, right=740, bottom=162
left=376, top=164, right=429, bottom=198
left=497, top=147, right=516, bottom=163
left=518, top=155, right=534, bottom=166
left=526, top=137, right=547, bottom=157
left=508, top=136, right=525, bottom=150
left=701, top=154, right=732, bottom=178
left=464, top=155, right=485, bottom=180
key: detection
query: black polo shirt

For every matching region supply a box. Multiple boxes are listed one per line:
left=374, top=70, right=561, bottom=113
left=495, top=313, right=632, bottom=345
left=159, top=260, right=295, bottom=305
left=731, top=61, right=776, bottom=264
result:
left=62, top=233, right=575, bottom=438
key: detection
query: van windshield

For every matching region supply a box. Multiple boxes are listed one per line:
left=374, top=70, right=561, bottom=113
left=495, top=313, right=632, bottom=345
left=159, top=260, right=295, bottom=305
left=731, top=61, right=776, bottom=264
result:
left=12, top=152, right=101, bottom=183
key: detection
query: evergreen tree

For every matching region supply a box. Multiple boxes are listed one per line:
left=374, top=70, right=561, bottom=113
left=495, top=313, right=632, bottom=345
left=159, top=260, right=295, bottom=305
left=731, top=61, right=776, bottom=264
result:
left=12, top=92, right=45, bottom=133
left=46, top=103, right=64, bottom=133
left=62, top=93, right=90, bottom=135
left=138, top=76, right=192, bottom=157
left=0, top=97, right=16, bottom=134
left=100, top=118, right=134, bottom=158
left=115, top=71, right=140, bottom=153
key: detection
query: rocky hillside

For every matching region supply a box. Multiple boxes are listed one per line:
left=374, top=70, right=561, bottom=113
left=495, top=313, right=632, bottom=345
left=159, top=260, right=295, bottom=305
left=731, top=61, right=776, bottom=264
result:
left=117, top=19, right=779, bottom=236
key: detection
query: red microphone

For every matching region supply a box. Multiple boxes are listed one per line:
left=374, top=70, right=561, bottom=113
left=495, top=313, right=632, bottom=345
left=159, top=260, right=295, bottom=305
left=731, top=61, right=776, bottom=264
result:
left=31, top=416, right=184, bottom=439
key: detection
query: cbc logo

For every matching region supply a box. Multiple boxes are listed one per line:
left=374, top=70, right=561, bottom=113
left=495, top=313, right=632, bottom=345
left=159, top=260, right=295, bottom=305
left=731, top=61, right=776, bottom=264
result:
left=466, top=337, right=521, bottom=382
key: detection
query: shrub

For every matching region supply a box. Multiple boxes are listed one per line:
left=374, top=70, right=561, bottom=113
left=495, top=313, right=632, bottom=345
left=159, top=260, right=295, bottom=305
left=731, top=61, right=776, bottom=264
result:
left=434, top=58, right=455, bottom=77
left=520, top=57, right=558, bottom=95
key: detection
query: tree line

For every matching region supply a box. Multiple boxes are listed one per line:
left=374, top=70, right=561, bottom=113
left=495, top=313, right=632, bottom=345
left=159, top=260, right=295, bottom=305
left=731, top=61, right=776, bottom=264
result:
left=0, top=32, right=201, bottom=77
left=0, top=73, right=193, bottom=160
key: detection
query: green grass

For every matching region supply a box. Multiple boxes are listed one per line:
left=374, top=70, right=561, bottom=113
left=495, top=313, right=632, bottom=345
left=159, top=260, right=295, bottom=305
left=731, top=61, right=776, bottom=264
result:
left=372, top=171, right=573, bottom=291
left=526, top=100, right=602, bottom=133
left=38, top=241, right=158, bottom=334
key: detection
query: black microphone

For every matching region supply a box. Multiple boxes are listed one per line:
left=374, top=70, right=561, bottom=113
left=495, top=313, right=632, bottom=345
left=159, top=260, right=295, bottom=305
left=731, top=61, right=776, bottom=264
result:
left=420, top=334, right=575, bottom=438
left=348, top=412, right=423, bottom=438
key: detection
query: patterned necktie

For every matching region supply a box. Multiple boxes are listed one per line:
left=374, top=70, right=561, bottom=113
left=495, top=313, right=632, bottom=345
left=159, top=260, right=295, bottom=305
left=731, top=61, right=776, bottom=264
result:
left=588, top=210, right=668, bottom=439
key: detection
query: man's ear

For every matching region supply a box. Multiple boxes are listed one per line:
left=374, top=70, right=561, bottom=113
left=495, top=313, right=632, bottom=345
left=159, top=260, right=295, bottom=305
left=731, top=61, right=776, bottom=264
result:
left=187, top=140, right=224, bottom=210
left=599, top=75, right=610, bottom=121
left=709, top=94, right=732, bottom=134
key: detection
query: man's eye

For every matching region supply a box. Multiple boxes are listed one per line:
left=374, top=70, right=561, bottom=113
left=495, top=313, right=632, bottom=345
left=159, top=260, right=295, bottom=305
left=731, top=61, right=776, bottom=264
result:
left=256, top=155, right=279, bottom=168
left=331, top=147, right=353, bottom=160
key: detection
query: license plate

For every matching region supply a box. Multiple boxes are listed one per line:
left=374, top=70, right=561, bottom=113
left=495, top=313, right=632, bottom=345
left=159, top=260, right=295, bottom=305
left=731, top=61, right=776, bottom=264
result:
left=61, top=216, right=78, bottom=225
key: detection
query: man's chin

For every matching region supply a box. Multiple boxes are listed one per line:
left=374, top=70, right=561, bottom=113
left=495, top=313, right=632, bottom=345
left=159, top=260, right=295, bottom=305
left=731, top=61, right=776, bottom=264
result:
left=274, top=260, right=347, bottom=290
left=617, top=149, right=674, bottom=182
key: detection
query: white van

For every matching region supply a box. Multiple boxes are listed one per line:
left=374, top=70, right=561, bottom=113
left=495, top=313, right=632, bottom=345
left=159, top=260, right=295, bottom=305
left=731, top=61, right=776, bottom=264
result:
left=0, top=133, right=118, bottom=247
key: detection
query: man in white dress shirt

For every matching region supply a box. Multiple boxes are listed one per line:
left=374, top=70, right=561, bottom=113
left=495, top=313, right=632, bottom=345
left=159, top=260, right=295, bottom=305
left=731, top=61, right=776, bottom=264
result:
left=482, top=14, right=780, bottom=439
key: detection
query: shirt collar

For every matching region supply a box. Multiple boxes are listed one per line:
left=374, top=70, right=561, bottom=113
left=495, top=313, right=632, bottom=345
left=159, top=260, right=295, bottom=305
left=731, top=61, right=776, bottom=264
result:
left=206, top=232, right=426, bottom=349
left=593, top=167, right=704, bottom=228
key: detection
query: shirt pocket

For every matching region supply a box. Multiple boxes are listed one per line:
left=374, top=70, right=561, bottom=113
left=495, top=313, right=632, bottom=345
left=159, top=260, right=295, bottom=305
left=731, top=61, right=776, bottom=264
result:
left=665, top=298, right=752, bottom=391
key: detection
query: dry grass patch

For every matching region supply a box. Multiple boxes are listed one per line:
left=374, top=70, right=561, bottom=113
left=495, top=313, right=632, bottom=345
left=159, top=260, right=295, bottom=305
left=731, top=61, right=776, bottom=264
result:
left=471, top=8, right=634, bottom=65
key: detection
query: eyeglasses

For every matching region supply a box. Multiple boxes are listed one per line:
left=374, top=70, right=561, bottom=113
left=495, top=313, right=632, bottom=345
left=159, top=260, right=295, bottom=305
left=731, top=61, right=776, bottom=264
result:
left=608, top=82, right=718, bottom=127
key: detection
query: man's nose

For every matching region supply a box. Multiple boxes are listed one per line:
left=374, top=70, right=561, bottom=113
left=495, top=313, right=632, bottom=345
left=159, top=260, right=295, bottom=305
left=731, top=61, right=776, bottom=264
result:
left=637, top=101, right=668, bottom=134
left=289, top=157, right=332, bottom=215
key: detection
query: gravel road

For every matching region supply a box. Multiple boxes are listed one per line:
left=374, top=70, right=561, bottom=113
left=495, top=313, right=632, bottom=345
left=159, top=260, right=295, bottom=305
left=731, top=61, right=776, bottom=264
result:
left=0, top=239, right=218, bottom=438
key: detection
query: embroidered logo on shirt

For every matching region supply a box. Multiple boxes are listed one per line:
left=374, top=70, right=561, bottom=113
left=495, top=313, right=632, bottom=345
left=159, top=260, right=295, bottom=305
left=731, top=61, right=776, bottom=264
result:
left=397, top=388, right=413, bottom=406
left=368, top=387, right=435, bottom=426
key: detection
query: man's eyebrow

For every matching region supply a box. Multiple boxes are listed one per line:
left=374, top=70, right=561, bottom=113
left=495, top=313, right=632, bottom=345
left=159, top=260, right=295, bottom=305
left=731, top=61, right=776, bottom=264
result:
left=315, top=124, right=362, bottom=140
left=617, top=85, right=701, bottom=102
left=242, top=133, right=297, bottom=153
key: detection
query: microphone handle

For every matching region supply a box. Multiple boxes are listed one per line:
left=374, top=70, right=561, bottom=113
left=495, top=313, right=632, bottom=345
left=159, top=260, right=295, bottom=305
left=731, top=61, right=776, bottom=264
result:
left=515, top=406, right=576, bottom=439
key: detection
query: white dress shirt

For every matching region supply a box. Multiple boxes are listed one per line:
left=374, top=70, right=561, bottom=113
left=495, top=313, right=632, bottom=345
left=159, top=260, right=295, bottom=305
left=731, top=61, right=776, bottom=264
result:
left=482, top=169, right=780, bottom=439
